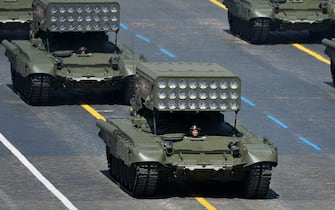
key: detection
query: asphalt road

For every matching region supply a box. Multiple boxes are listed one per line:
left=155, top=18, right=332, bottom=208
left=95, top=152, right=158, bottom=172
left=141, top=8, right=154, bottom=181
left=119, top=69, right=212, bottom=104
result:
left=0, top=0, right=335, bottom=209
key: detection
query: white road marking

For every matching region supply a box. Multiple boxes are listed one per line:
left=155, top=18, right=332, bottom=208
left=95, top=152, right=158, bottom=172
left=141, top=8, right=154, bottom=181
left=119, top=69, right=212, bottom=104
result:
left=0, top=133, right=78, bottom=210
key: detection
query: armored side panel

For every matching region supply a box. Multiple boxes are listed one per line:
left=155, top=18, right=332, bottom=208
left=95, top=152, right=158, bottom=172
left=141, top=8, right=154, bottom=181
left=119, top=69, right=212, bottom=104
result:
left=322, top=38, right=335, bottom=86
left=223, top=0, right=335, bottom=43
left=97, top=62, right=278, bottom=198
left=2, top=0, right=139, bottom=105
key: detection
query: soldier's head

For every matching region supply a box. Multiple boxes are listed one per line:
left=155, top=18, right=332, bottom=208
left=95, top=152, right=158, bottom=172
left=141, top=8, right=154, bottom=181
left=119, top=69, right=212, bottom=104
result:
left=189, top=125, right=201, bottom=137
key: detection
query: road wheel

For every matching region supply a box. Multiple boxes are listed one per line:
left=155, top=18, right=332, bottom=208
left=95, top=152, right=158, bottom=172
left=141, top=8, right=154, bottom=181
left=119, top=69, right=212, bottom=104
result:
left=331, top=60, right=335, bottom=87
left=106, top=146, right=114, bottom=177
left=244, top=163, right=272, bottom=199
left=228, top=12, right=237, bottom=34
left=128, top=163, right=159, bottom=197
left=122, top=76, right=135, bottom=105
left=248, top=18, right=270, bottom=44
left=23, top=74, right=51, bottom=105
left=10, top=65, right=18, bottom=93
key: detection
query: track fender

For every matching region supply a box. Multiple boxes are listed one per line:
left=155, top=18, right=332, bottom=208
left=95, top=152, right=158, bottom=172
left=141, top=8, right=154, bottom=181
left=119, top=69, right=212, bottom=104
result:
left=130, top=147, right=164, bottom=164
left=240, top=140, right=278, bottom=167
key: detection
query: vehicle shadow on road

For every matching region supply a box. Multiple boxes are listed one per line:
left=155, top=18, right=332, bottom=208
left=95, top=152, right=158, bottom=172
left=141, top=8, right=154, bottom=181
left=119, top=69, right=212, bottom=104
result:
left=49, top=89, right=128, bottom=106
left=224, top=29, right=327, bottom=45
left=325, top=82, right=335, bottom=88
left=101, top=170, right=279, bottom=200
left=0, top=30, right=30, bottom=41
left=7, top=84, right=129, bottom=106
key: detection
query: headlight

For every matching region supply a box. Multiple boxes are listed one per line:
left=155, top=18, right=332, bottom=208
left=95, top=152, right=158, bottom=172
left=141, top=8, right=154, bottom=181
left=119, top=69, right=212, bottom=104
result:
left=85, top=15, right=92, bottom=22
left=60, top=16, right=66, bottom=22
left=199, top=80, right=208, bottom=89
left=178, top=90, right=187, bottom=99
left=94, top=14, right=100, bottom=22
left=178, top=101, right=187, bottom=110
left=50, top=7, right=57, bottom=14
left=94, top=23, right=100, bottom=30
left=230, top=80, right=239, bottom=89
left=178, top=79, right=187, bottom=89
left=111, top=5, right=118, bottom=13
left=230, top=91, right=239, bottom=99
left=68, top=24, right=75, bottom=30
left=67, top=6, right=75, bottom=13
left=77, top=15, right=83, bottom=22
left=103, top=24, right=109, bottom=30
left=230, top=101, right=239, bottom=110
left=199, top=101, right=207, bottom=110
left=59, top=6, right=66, bottom=14
left=220, top=91, right=228, bottom=99
left=168, top=80, right=177, bottom=89
left=111, top=23, right=118, bottom=30
left=111, top=15, right=118, bottom=22
left=157, top=80, right=166, bottom=89
left=51, top=16, right=57, bottom=22
left=168, top=100, right=176, bottom=109
left=85, top=24, right=92, bottom=30
left=85, top=6, right=92, bottom=13
left=59, top=24, right=66, bottom=31
left=189, top=90, right=197, bottom=99
left=189, top=80, right=197, bottom=89
left=76, top=6, right=83, bottom=13
left=209, top=80, right=218, bottom=89
left=68, top=15, right=75, bottom=22
left=157, top=101, right=166, bottom=109
left=209, top=101, right=218, bottom=110
left=102, top=15, right=109, bottom=22
left=188, top=101, right=197, bottom=110
left=220, top=102, right=228, bottom=110
left=77, top=24, right=83, bottom=30
left=168, top=90, right=177, bottom=99
left=209, top=91, right=218, bottom=99
left=220, top=80, right=229, bottom=89
left=94, top=6, right=101, bottom=13
left=102, top=6, right=109, bottom=13
left=199, top=91, right=207, bottom=99
left=50, top=24, right=57, bottom=31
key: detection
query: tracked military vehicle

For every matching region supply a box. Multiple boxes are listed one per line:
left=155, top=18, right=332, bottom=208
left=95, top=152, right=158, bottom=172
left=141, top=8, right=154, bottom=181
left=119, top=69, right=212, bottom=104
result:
left=0, top=0, right=32, bottom=37
left=222, top=0, right=335, bottom=43
left=97, top=62, right=278, bottom=198
left=322, top=38, right=335, bottom=86
left=2, top=0, right=139, bottom=105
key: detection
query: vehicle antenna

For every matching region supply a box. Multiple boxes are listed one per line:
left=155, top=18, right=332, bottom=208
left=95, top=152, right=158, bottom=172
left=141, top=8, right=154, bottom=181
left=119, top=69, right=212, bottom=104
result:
left=114, top=30, right=118, bottom=47
left=131, top=35, right=135, bottom=71
left=153, top=109, right=157, bottom=135
left=46, top=32, right=50, bottom=53
left=233, top=111, right=238, bottom=136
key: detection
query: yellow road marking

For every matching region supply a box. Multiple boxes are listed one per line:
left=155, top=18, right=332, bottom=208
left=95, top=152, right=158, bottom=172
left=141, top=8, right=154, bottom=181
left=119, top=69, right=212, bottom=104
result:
left=81, top=104, right=106, bottom=121
left=209, top=0, right=227, bottom=10
left=292, top=43, right=330, bottom=65
left=195, top=197, right=217, bottom=210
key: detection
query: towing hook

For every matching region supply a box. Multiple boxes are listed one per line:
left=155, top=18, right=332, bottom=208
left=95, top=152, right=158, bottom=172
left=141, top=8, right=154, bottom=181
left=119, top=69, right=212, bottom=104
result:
left=164, top=141, right=174, bottom=156
left=109, top=56, right=119, bottom=70
left=55, top=58, right=63, bottom=70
